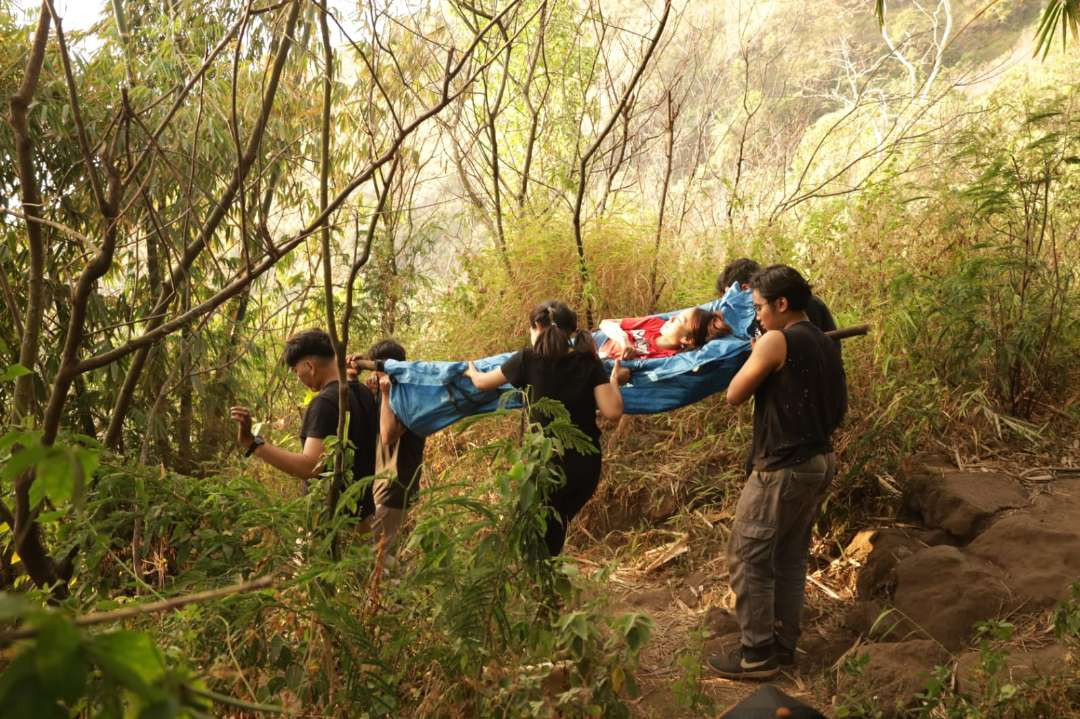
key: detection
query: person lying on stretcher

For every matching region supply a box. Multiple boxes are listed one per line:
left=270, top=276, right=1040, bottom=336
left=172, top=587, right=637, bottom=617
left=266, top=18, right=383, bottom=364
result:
left=597, top=307, right=730, bottom=360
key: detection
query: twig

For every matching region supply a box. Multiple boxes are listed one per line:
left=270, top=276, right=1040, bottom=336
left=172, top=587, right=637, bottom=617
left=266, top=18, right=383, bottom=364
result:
left=187, top=685, right=283, bottom=714
left=806, top=573, right=842, bottom=601
left=0, top=575, right=274, bottom=641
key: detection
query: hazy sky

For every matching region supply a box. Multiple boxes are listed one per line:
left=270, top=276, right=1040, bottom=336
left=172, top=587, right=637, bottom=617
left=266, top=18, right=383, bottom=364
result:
left=10, top=0, right=103, bottom=31
left=7, top=0, right=406, bottom=52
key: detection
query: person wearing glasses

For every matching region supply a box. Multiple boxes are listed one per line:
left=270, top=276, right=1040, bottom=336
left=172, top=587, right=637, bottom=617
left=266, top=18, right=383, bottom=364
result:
left=707, top=265, right=847, bottom=680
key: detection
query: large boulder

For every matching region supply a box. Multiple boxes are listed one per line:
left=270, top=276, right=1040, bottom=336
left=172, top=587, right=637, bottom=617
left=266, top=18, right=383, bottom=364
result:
left=844, top=528, right=926, bottom=598
left=966, top=479, right=1080, bottom=607
left=893, top=545, right=1012, bottom=650
left=905, top=469, right=1027, bottom=541
left=836, top=639, right=950, bottom=716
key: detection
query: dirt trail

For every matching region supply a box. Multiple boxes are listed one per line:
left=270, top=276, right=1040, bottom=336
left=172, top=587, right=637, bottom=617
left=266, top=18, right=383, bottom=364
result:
left=573, top=451, right=1080, bottom=717
left=576, top=527, right=842, bottom=717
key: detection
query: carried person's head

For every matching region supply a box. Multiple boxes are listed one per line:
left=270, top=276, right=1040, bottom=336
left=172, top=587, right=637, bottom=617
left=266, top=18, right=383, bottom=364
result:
left=528, top=300, right=597, bottom=359
left=749, top=264, right=812, bottom=331
left=662, top=308, right=726, bottom=350
left=284, top=329, right=336, bottom=390
left=718, top=257, right=761, bottom=293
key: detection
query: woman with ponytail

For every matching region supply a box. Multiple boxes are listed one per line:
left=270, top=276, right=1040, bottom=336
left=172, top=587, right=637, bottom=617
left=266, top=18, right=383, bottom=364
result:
left=464, top=300, right=624, bottom=556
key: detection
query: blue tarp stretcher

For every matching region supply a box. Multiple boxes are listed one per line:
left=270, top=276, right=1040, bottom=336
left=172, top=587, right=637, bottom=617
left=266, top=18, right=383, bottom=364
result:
left=382, top=285, right=756, bottom=437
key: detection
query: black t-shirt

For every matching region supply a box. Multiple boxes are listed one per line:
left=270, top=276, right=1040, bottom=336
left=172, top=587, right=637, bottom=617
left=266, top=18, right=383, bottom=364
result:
left=500, top=348, right=609, bottom=445
left=750, top=321, right=847, bottom=471
left=300, top=381, right=378, bottom=512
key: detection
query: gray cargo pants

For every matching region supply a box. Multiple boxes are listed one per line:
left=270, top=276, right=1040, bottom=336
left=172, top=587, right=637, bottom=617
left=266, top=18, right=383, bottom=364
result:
left=727, top=452, right=835, bottom=651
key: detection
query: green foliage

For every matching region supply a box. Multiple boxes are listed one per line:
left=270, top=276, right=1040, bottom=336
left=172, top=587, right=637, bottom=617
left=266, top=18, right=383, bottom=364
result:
left=912, top=620, right=1079, bottom=718
left=1054, top=581, right=1080, bottom=642
left=1034, top=0, right=1080, bottom=59
left=0, top=597, right=251, bottom=718
left=670, top=626, right=714, bottom=714
left=0, top=406, right=651, bottom=716
left=835, top=653, right=885, bottom=719
left=884, top=93, right=1080, bottom=420
left=3, top=1, right=1080, bottom=714
left=0, top=431, right=100, bottom=520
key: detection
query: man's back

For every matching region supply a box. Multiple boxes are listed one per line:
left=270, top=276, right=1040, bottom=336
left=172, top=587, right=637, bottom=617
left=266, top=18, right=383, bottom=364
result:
left=302, top=381, right=378, bottom=513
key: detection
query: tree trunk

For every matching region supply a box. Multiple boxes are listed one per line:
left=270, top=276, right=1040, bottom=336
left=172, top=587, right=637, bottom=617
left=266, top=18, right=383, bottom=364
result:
left=8, top=5, right=51, bottom=424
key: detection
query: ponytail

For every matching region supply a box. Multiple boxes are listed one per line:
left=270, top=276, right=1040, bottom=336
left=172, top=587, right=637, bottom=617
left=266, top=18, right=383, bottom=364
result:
left=528, top=300, right=589, bottom=360
left=534, top=324, right=571, bottom=359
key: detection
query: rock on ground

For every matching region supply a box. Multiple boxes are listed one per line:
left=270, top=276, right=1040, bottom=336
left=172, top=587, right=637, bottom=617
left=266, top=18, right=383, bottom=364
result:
left=845, top=528, right=926, bottom=598
left=905, top=469, right=1027, bottom=541
left=893, top=545, right=1012, bottom=650
left=966, top=479, right=1080, bottom=607
left=843, top=600, right=922, bottom=642
left=954, top=643, right=1075, bottom=693
left=837, top=639, right=950, bottom=716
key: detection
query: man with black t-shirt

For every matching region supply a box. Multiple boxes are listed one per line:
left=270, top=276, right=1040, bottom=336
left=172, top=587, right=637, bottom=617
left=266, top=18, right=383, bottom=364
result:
left=230, top=329, right=378, bottom=520
left=707, top=265, right=847, bottom=680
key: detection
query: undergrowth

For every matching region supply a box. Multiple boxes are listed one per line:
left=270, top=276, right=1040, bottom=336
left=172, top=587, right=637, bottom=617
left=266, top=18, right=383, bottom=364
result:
left=0, top=402, right=653, bottom=717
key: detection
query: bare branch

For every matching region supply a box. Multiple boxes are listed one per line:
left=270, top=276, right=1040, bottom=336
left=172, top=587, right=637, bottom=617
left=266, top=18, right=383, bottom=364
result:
left=572, top=0, right=671, bottom=325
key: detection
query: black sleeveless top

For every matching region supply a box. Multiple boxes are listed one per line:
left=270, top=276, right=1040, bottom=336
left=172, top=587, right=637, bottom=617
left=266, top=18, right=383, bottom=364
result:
left=751, top=321, right=847, bottom=471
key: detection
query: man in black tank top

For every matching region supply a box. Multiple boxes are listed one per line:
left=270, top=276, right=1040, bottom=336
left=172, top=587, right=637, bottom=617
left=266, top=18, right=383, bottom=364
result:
left=707, top=266, right=847, bottom=680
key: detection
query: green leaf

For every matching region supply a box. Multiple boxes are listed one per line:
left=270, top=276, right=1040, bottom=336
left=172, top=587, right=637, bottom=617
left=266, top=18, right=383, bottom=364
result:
left=613, top=612, right=653, bottom=653
left=0, top=429, right=41, bottom=453
left=0, top=592, right=40, bottom=622
left=0, top=673, right=66, bottom=719
left=1033, top=0, right=1079, bottom=59
left=88, top=631, right=166, bottom=695
left=0, top=364, right=32, bottom=382
left=0, top=646, right=36, bottom=701
left=138, top=697, right=181, bottom=719
left=33, top=615, right=88, bottom=702
left=35, top=449, right=80, bottom=507
left=2, top=445, right=48, bottom=482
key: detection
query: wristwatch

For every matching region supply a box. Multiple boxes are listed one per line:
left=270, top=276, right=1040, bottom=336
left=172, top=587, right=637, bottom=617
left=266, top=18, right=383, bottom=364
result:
left=245, top=436, right=266, bottom=457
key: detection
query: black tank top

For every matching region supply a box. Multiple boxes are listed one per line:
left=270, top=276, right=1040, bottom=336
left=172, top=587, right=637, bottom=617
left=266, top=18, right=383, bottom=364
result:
left=751, top=321, right=847, bottom=470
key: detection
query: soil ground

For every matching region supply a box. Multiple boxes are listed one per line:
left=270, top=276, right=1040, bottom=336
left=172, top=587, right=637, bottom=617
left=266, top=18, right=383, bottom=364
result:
left=573, top=526, right=843, bottom=717
left=567, top=443, right=1080, bottom=718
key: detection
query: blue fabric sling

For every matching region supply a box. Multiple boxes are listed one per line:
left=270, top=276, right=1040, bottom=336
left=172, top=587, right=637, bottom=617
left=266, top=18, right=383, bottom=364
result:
left=383, top=284, right=755, bottom=437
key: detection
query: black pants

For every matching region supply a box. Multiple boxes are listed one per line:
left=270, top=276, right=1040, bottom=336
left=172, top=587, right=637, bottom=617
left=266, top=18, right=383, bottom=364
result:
left=544, top=451, right=602, bottom=556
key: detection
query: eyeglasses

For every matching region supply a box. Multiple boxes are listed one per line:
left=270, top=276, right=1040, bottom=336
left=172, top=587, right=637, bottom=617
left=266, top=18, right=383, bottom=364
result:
left=752, top=301, right=773, bottom=312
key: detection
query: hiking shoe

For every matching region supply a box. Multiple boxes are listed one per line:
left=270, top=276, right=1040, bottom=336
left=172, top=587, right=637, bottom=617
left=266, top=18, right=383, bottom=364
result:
left=775, top=644, right=795, bottom=667
left=706, top=644, right=779, bottom=680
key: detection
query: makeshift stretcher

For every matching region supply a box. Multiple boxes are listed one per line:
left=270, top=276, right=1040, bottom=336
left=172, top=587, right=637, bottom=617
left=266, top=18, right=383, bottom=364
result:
left=373, top=284, right=757, bottom=437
